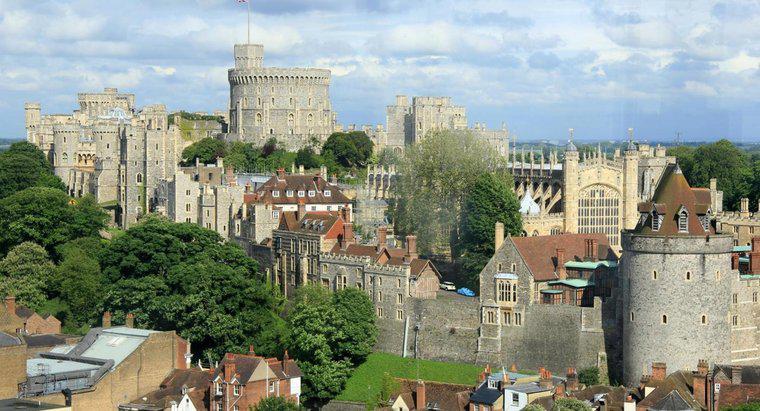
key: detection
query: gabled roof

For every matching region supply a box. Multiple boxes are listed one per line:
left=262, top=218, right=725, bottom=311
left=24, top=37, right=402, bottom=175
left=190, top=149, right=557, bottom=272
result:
left=124, top=368, right=212, bottom=410
left=637, top=370, right=703, bottom=411
left=714, top=364, right=760, bottom=385
left=215, top=352, right=302, bottom=384
left=252, top=173, right=349, bottom=205
left=328, top=243, right=441, bottom=280
left=0, top=331, right=21, bottom=347
left=391, top=379, right=472, bottom=411
left=650, top=390, right=694, bottom=411
left=510, top=233, right=617, bottom=282
left=634, top=164, right=714, bottom=236
left=278, top=211, right=342, bottom=236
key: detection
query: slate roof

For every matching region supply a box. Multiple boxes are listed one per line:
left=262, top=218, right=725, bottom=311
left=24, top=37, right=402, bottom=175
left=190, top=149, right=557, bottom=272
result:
left=123, top=368, right=212, bottom=410
left=714, top=364, right=760, bottom=385
left=634, top=164, right=714, bottom=236
left=253, top=173, right=349, bottom=205
left=637, top=371, right=703, bottom=411
left=510, top=233, right=616, bottom=282
left=469, top=381, right=502, bottom=405
left=392, top=379, right=472, bottom=411
left=570, top=385, right=630, bottom=411
left=328, top=243, right=441, bottom=279
left=650, top=390, right=695, bottom=411
left=0, top=331, right=21, bottom=347
left=23, top=333, right=78, bottom=348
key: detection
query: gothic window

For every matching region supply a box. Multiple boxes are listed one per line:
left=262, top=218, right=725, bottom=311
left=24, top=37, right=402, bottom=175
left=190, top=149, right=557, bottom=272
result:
left=662, top=314, right=668, bottom=324
left=307, top=113, right=313, bottom=126
left=503, top=311, right=511, bottom=325
left=289, top=97, right=294, bottom=107
left=686, top=271, right=691, bottom=280
left=271, top=97, right=275, bottom=105
left=376, top=307, right=383, bottom=318
left=701, top=315, right=707, bottom=324
left=397, top=294, right=403, bottom=304
left=753, top=292, right=758, bottom=303
left=186, top=204, right=191, bottom=212
left=136, top=173, right=143, bottom=184
left=396, top=309, right=403, bottom=321
left=678, top=208, right=689, bottom=232
left=257, top=97, right=261, bottom=107
left=699, top=215, right=709, bottom=231
left=652, top=270, right=658, bottom=280
left=515, top=312, right=522, bottom=326
left=377, top=291, right=383, bottom=302
left=733, top=293, right=738, bottom=304
left=243, top=97, right=248, bottom=108
left=497, top=280, right=517, bottom=303
left=486, top=310, right=496, bottom=324
left=397, top=278, right=402, bottom=288
left=62, top=153, right=68, bottom=164
left=255, top=113, right=262, bottom=125
left=577, top=185, right=621, bottom=246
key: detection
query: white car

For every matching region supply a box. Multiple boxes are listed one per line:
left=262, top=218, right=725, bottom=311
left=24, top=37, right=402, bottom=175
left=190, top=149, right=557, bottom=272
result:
left=440, top=281, right=456, bottom=291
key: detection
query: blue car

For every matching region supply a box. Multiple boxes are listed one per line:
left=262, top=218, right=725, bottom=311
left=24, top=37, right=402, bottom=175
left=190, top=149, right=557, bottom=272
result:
left=457, top=287, right=475, bottom=297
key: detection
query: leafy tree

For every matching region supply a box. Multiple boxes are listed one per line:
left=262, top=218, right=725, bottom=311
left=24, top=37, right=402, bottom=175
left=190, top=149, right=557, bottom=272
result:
left=332, top=287, right=378, bottom=365
left=552, top=397, right=592, bottom=411
left=394, top=130, right=508, bottom=255
left=458, top=172, right=522, bottom=289
left=0, top=242, right=55, bottom=311
left=56, top=246, right=106, bottom=328
left=689, top=140, right=751, bottom=210
left=253, top=396, right=300, bottom=411
left=375, top=147, right=400, bottom=166
left=295, top=147, right=321, bottom=169
left=523, top=405, right=546, bottom=411
left=375, top=372, right=400, bottom=407
left=0, top=188, right=107, bottom=258
left=0, top=141, right=65, bottom=199
left=225, top=141, right=261, bottom=172
left=181, top=137, right=227, bottom=165
left=322, top=132, right=374, bottom=168
left=665, top=145, right=695, bottom=180
left=100, top=217, right=286, bottom=359
left=578, top=367, right=600, bottom=387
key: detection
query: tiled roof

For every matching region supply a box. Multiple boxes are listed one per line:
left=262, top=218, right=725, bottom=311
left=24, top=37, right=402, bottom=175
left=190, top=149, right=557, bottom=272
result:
left=126, top=368, right=212, bottom=410
left=637, top=370, right=703, bottom=410
left=393, top=379, right=473, bottom=411
left=328, top=243, right=440, bottom=280
left=253, top=173, right=349, bottom=205
left=510, top=233, right=616, bottom=282
left=278, top=211, right=342, bottom=236
left=0, top=331, right=21, bottom=347
left=714, top=364, right=760, bottom=385
left=215, top=353, right=302, bottom=383
left=634, top=164, right=714, bottom=236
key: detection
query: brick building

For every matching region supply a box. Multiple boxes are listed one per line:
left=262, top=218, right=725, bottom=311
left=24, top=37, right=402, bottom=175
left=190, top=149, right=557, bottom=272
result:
left=211, top=349, right=302, bottom=411
left=1, top=296, right=61, bottom=335
left=119, top=367, right=212, bottom=411
left=251, top=167, right=351, bottom=215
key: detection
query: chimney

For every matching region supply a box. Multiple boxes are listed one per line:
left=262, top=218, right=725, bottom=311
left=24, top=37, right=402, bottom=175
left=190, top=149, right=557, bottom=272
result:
left=495, top=222, right=505, bottom=253
left=245, top=181, right=252, bottom=193
left=297, top=199, right=306, bottom=220
left=750, top=252, right=760, bottom=275
left=585, top=239, right=598, bottom=262
left=697, top=359, right=708, bottom=376
left=341, top=221, right=354, bottom=250
left=693, top=361, right=708, bottom=407
left=276, top=168, right=286, bottom=180
left=248, top=344, right=255, bottom=355
left=732, top=254, right=740, bottom=270
left=283, top=350, right=289, bottom=362
left=556, top=249, right=567, bottom=280
left=623, top=395, right=635, bottom=411
left=753, top=237, right=760, bottom=252
left=416, top=381, right=426, bottom=411
left=732, top=365, right=742, bottom=385
left=341, top=204, right=351, bottom=223
left=320, top=165, right=327, bottom=180
left=125, top=313, right=134, bottom=328
left=566, top=367, right=579, bottom=391
left=651, top=362, right=666, bottom=382
left=741, top=198, right=750, bottom=214
left=539, top=369, right=553, bottom=389
left=224, top=357, right=236, bottom=382
left=405, top=235, right=418, bottom=262
left=377, top=226, right=387, bottom=250
left=102, top=311, right=112, bottom=328
left=554, top=381, right=566, bottom=398
left=710, top=178, right=717, bottom=192
left=479, top=371, right=487, bottom=383
left=4, top=295, right=15, bottom=315
left=225, top=166, right=235, bottom=186
left=510, top=363, right=518, bottom=372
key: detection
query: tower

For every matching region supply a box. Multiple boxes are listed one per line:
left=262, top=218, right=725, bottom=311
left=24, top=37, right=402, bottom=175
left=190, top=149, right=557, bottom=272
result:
left=622, top=128, right=640, bottom=230
left=25, top=102, right=41, bottom=144
left=621, top=164, right=734, bottom=385
left=562, top=128, right=579, bottom=233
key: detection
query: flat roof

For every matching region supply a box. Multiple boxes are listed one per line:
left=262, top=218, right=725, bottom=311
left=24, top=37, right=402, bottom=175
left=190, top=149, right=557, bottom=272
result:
left=505, top=382, right=552, bottom=394
left=495, top=272, right=519, bottom=280
left=80, top=327, right=157, bottom=369
left=565, top=260, right=618, bottom=270
left=27, top=358, right=99, bottom=377
left=734, top=245, right=752, bottom=252
left=0, top=399, right=70, bottom=410
left=541, top=289, right=563, bottom=294
left=548, top=278, right=593, bottom=288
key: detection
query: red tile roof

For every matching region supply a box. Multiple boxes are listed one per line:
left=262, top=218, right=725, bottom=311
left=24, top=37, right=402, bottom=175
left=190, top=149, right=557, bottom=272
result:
left=278, top=211, right=342, bottom=236
left=328, top=243, right=440, bottom=279
left=511, top=233, right=616, bottom=282
left=252, top=173, right=349, bottom=205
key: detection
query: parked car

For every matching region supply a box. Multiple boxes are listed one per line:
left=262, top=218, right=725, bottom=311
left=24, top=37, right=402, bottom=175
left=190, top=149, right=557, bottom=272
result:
left=440, top=281, right=456, bottom=291
left=457, top=287, right=476, bottom=297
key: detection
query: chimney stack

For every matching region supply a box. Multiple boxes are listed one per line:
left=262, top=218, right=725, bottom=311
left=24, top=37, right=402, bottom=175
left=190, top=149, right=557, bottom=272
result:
left=416, top=381, right=426, bottom=410
left=539, top=368, right=553, bottom=389
left=224, top=357, right=236, bottom=382
left=693, top=360, right=709, bottom=407
left=377, top=226, right=387, bottom=250
left=585, top=239, right=598, bottom=261
left=566, top=367, right=579, bottom=391
left=341, top=204, right=351, bottom=223
left=102, top=311, right=112, bottom=328
left=556, top=249, right=567, bottom=280
left=750, top=252, right=760, bottom=275
left=276, top=168, right=286, bottom=180
left=651, top=362, right=666, bottom=382
left=297, top=199, right=306, bottom=220
left=732, top=254, right=740, bottom=270
left=4, top=295, right=15, bottom=315
left=248, top=345, right=255, bottom=355
left=741, top=198, right=750, bottom=214
left=732, top=365, right=743, bottom=385
left=405, top=235, right=418, bottom=262
left=341, top=221, right=354, bottom=250
left=125, top=313, right=134, bottom=328
left=752, top=237, right=760, bottom=252
left=495, top=222, right=505, bottom=254
left=623, top=395, right=636, bottom=411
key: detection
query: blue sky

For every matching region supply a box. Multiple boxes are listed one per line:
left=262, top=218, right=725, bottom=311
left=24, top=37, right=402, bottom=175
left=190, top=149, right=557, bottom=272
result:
left=1, top=0, right=759, bottom=142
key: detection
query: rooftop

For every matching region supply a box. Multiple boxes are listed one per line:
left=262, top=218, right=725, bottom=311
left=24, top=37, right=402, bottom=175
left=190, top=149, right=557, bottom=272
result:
left=509, top=233, right=616, bottom=282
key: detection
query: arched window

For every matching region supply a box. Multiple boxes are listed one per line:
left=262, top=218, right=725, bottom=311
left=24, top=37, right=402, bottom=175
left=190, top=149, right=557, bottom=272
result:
left=630, top=312, right=634, bottom=322
left=255, top=113, right=262, bottom=126
left=662, top=315, right=668, bottom=324
left=652, top=270, right=658, bottom=280
left=678, top=208, right=689, bottom=232
left=257, top=97, right=261, bottom=107
left=307, top=113, right=313, bottom=126
left=62, top=153, right=68, bottom=164
left=136, top=173, right=143, bottom=184
left=686, top=271, right=691, bottom=280
left=288, top=113, right=295, bottom=126
left=701, top=315, right=707, bottom=324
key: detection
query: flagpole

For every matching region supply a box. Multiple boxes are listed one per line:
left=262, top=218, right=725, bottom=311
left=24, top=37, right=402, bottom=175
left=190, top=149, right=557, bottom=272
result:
left=247, top=0, right=251, bottom=44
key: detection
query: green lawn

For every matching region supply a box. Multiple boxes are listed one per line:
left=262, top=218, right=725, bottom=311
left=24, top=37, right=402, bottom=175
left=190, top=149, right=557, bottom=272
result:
left=336, top=352, right=483, bottom=403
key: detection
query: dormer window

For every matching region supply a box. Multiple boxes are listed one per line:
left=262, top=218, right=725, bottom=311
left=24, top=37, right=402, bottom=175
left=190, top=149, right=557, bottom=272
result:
left=308, top=190, right=316, bottom=197
left=678, top=207, right=689, bottom=233
left=272, top=190, right=280, bottom=198
left=651, top=211, right=662, bottom=231
left=233, top=384, right=240, bottom=396
left=286, top=190, right=294, bottom=197
left=699, top=215, right=709, bottom=231
left=298, top=190, right=305, bottom=197
left=215, top=382, right=222, bottom=395
left=324, top=190, right=331, bottom=197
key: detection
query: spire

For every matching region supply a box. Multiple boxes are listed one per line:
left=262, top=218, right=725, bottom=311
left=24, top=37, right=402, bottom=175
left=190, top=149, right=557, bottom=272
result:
left=567, top=128, right=577, bottom=152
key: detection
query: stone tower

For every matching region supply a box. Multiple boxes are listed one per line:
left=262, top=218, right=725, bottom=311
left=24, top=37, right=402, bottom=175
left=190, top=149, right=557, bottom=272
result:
left=621, top=164, right=733, bottom=385
left=562, top=132, right=579, bottom=234
left=622, top=136, right=640, bottom=230
left=24, top=103, right=41, bottom=145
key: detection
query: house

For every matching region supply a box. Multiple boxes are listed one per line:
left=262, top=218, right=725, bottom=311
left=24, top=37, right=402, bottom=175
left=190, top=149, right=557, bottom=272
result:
left=119, top=367, right=213, bottom=411
left=388, top=379, right=472, bottom=411
left=469, top=366, right=556, bottom=411
left=712, top=364, right=760, bottom=410
left=633, top=362, right=705, bottom=411
left=250, top=168, right=351, bottom=215
left=20, top=312, right=191, bottom=410
left=210, top=348, right=302, bottom=411
left=1, top=296, right=62, bottom=335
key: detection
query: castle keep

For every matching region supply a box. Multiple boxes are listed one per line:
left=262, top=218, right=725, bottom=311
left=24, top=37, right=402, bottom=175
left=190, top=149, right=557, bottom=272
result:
left=225, top=44, right=336, bottom=150
left=24, top=88, right=183, bottom=227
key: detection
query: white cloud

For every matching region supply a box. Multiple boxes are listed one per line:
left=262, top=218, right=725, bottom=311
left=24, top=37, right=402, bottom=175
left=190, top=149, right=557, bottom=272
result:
left=683, top=80, right=718, bottom=96
left=150, top=66, right=177, bottom=76
left=719, top=52, right=760, bottom=73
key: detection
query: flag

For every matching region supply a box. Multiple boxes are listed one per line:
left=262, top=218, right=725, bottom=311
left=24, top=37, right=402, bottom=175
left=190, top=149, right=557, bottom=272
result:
left=238, top=0, right=247, bottom=2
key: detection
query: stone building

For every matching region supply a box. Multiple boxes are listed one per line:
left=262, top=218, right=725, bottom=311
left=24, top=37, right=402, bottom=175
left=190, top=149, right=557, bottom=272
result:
left=620, top=164, right=734, bottom=386
left=515, top=137, right=678, bottom=250
left=716, top=197, right=760, bottom=246
left=251, top=167, right=351, bottom=215
left=211, top=349, right=302, bottom=410
left=225, top=44, right=335, bottom=151
left=25, top=88, right=186, bottom=228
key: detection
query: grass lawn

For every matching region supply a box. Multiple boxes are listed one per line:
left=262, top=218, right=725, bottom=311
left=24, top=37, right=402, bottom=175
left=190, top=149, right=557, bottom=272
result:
left=336, top=352, right=483, bottom=404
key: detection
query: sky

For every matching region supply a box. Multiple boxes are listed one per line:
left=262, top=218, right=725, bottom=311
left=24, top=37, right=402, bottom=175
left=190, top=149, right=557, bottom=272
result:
left=1, top=0, right=759, bottom=143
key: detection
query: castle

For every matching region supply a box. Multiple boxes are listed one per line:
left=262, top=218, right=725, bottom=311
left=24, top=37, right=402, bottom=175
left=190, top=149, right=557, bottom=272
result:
left=24, top=88, right=184, bottom=228
left=224, top=44, right=336, bottom=150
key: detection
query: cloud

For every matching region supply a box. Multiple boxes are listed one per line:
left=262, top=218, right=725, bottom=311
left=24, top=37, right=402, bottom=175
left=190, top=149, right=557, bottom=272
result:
left=683, top=80, right=718, bottom=96
left=528, top=51, right=561, bottom=70
left=150, top=66, right=177, bottom=76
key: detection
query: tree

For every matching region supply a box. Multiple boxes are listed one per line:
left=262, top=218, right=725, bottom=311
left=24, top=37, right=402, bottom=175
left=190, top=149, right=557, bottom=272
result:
left=665, top=145, right=695, bottom=180
left=295, top=147, right=321, bottom=169
left=100, top=217, right=286, bottom=360
left=723, top=403, right=760, bottom=411
left=394, top=130, right=508, bottom=255
left=689, top=140, right=751, bottom=210
left=0, top=242, right=55, bottom=311
left=523, top=405, right=545, bottom=411
left=56, top=245, right=106, bottom=329
left=578, top=367, right=600, bottom=387
left=458, top=173, right=522, bottom=289
left=253, top=396, right=300, bottom=411
left=0, top=141, right=65, bottom=199
left=375, top=147, right=400, bottom=166
left=322, top=132, right=374, bottom=168
left=332, top=287, right=378, bottom=365
left=181, top=137, right=227, bottom=165
left=551, top=397, right=592, bottom=411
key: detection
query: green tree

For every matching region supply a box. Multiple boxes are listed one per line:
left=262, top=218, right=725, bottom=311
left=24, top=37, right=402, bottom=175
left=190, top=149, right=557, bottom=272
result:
left=332, top=287, right=378, bottom=365
left=56, top=246, right=106, bottom=329
left=689, top=139, right=751, bottom=210
left=322, top=132, right=374, bottom=168
left=578, top=367, right=600, bottom=387
left=552, top=397, right=592, bottom=411
left=375, top=372, right=400, bottom=407
left=0, top=141, right=65, bottom=199
left=226, top=141, right=262, bottom=172
left=394, top=130, right=507, bottom=255
left=181, top=137, right=227, bottom=165
left=0, top=242, right=55, bottom=311
left=458, top=172, right=522, bottom=289
left=523, top=405, right=545, bottom=411
left=723, top=403, right=760, bottom=411
left=253, top=396, right=300, bottom=411
left=375, top=147, right=400, bottom=166
left=295, top=147, right=321, bottom=169
left=0, top=188, right=107, bottom=258
left=665, top=145, right=695, bottom=180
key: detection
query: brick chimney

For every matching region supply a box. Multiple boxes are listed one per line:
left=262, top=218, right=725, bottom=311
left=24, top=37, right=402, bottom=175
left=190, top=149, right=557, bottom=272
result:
left=125, top=313, right=134, bottom=328
left=297, top=199, right=306, bottom=220
left=4, top=295, right=15, bottom=315
left=753, top=237, right=760, bottom=252
left=416, top=380, right=426, bottom=410
left=554, top=381, right=566, bottom=398
left=750, top=252, right=760, bottom=275
left=224, top=356, right=236, bottom=382
left=377, top=226, right=387, bottom=250
left=225, top=166, right=235, bottom=186
left=732, top=365, right=743, bottom=385
left=404, top=235, right=418, bottom=262
left=556, top=249, right=567, bottom=280
left=102, top=311, right=112, bottom=328
left=693, top=360, right=708, bottom=407
left=741, top=198, right=750, bottom=216
left=276, top=168, right=286, bottom=180
left=495, top=222, right=505, bottom=253
left=510, top=363, right=518, bottom=372
left=732, top=254, right=740, bottom=270
left=341, top=221, right=354, bottom=250
left=651, top=362, right=666, bottom=382
left=248, top=344, right=255, bottom=355
left=566, top=367, right=579, bottom=391
left=341, top=204, right=351, bottom=223
left=585, top=239, right=598, bottom=262
left=539, top=369, right=553, bottom=389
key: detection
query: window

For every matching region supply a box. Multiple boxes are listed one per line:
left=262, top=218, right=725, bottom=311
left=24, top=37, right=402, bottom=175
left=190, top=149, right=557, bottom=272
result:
left=269, top=381, right=276, bottom=393
left=308, top=190, right=316, bottom=197
left=577, top=185, right=621, bottom=245
left=497, top=280, right=517, bottom=303
left=286, top=189, right=294, bottom=197
left=377, top=307, right=384, bottom=318
left=652, top=270, right=658, bottom=280
left=324, top=190, right=331, bottom=197
left=377, top=291, right=383, bottom=302
left=733, top=315, right=739, bottom=326
left=378, top=277, right=383, bottom=286
left=397, top=310, right=404, bottom=321
left=662, top=315, right=668, bottom=324
left=397, top=294, right=403, bottom=304
left=753, top=292, right=758, bottom=303
left=503, top=311, right=512, bottom=325
left=322, top=264, right=328, bottom=273
left=255, top=113, right=262, bottom=125
left=186, top=204, right=191, bottom=212
left=630, top=312, right=634, bottom=322
left=733, top=293, right=738, bottom=304
left=701, top=315, right=707, bottom=324
left=486, top=310, right=495, bottom=324
left=272, top=190, right=280, bottom=197
left=652, top=211, right=661, bottom=231
left=272, top=211, right=279, bottom=219
left=512, top=393, right=520, bottom=405
left=515, top=312, right=522, bottom=326
left=136, top=173, right=143, bottom=183
left=717, top=270, right=721, bottom=281
left=336, top=275, right=347, bottom=290
left=185, top=217, right=192, bottom=223
left=215, top=382, right=222, bottom=395
left=397, top=278, right=402, bottom=288
left=686, top=271, right=691, bottom=280
left=233, top=385, right=240, bottom=396
left=356, top=281, right=363, bottom=289
left=511, top=263, right=516, bottom=271
left=678, top=209, right=688, bottom=232
left=298, top=190, right=305, bottom=197
left=185, top=189, right=191, bottom=196
left=216, top=404, right=222, bottom=411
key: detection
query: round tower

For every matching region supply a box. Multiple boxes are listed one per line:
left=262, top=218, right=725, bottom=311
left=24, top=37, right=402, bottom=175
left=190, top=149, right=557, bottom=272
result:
left=621, top=164, right=734, bottom=385
left=562, top=128, right=579, bottom=233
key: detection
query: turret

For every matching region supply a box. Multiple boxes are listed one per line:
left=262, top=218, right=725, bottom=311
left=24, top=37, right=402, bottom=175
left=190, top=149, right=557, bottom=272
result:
left=563, top=128, right=579, bottom=233
left=233, top=44, right=264, bottom=69
left=25, top=102, right=41, bottom=144
left=622, top=128, right=639, bottom=230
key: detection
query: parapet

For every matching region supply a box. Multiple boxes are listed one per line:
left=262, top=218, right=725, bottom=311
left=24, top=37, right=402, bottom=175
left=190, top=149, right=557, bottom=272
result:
left=234, top=43, right=264, bottom=69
